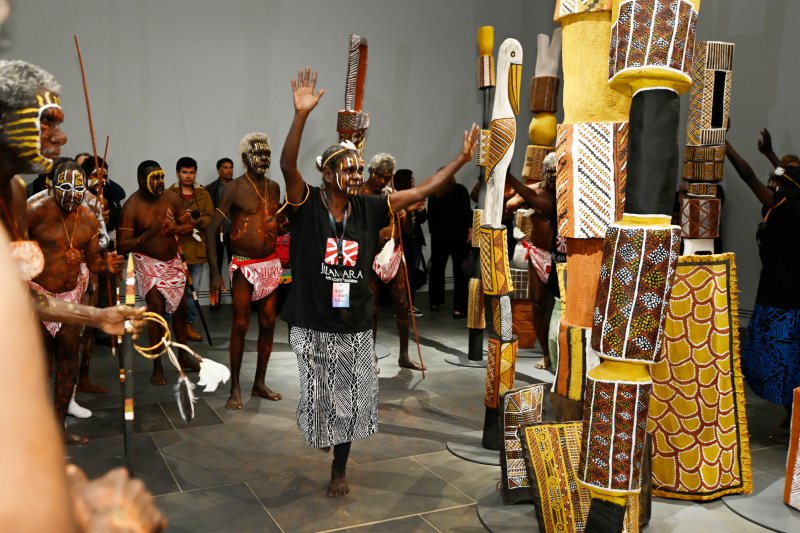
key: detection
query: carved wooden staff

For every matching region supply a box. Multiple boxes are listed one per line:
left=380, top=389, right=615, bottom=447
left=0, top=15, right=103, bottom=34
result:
left=337, top=34, right=369, bottom=153
left=118, top=254, right=136, bottom=475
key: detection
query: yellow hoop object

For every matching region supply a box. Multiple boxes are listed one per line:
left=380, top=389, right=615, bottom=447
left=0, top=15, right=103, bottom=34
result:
left=276, top=183, right=311, bottom=214
left=132, top=312, right=171, bottom=359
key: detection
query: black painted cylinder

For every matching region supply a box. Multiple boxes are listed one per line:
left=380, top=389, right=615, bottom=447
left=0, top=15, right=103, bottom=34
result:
left=625, top=89, right=680, bottom=215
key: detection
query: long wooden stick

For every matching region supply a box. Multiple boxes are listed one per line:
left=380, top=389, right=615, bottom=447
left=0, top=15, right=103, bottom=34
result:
left=73, top=35, right=100, bottom=168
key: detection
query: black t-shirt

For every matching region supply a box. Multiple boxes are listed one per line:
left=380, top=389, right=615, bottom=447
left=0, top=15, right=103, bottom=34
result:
left=281, top=186, right=388, bottom=333
left=756, top=195, right=800, bottom=309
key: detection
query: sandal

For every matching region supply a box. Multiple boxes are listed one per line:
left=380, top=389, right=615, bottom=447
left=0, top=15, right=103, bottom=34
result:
left=453, top=311, right=465, bottom=319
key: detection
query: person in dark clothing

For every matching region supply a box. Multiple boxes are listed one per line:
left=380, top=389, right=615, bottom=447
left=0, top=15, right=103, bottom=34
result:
left=394, top=169, right=426, bottom=312
left=727, top=139, right=800, bottom=443
left=205, top=157, right=234, bottom=309
left=81, top=156, right=126, bottom=236
left=427, top=172, right=472, bottom=317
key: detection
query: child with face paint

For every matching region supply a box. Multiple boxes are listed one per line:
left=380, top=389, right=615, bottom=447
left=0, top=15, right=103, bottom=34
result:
left=118, top=160, right=199, bottom=385
left=26, top=160, right=125, bottom=445
left=279, top=66, right=478, bottom=498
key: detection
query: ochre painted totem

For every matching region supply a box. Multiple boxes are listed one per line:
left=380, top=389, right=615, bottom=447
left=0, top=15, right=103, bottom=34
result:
left=648, top=40, right=752, bottom=501
left=551, top=0, right=631, bottom=427
left=466, top=27, right=495, bottom=362
left=522, top=30, right=561, bottom=183
left=578, top=1, right=701, bottom=529
left=337, top=34, right=369, bottom=152
left=680, top=40, right=733, bottom=255
left=478, top=37, right=522, bottom=450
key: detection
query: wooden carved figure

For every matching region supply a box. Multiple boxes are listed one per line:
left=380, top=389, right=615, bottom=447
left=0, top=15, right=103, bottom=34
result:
left=337, top=34, right=369, bottom=153
left=478, top=37, right=522, bottom=450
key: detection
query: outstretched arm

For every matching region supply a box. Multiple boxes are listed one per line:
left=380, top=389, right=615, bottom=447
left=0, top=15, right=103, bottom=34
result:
left=757, top=128, right=782, bottom=168
left=390, top=124, right=479, bottom=213
left=726, top=140, right=774, bottom=208
left=506, top=174, right=554, bottom=217
left=280, top=67, right=326, bottom=204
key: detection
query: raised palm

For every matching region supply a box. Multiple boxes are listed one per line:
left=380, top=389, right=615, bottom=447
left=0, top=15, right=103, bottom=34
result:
left=292, top=66, right=326, bottom=114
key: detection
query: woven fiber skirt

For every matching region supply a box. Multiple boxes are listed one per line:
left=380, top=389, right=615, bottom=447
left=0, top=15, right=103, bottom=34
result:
left=289, top=325, right=379, bottom=448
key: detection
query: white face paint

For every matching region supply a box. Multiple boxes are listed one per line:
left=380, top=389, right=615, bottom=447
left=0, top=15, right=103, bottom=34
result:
left=54, top=168, right=86, bottom=211
left=336, top=153, right=364, bottom=196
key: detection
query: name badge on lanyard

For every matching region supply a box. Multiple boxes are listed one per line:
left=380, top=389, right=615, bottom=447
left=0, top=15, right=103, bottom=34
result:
left=332, top=282, right=350, bottom=308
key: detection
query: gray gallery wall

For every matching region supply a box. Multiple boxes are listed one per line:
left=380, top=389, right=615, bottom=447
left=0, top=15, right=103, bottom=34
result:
left=4, top=0, right=799, bottom=311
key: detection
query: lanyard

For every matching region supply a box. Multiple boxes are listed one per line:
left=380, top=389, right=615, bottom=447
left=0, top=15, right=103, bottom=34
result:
left=322, top=189, right=349, bottom=266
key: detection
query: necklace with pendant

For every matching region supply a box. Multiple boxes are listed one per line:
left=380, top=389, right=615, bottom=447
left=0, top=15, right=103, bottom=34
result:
left=61, top=210, right=82, bottom=265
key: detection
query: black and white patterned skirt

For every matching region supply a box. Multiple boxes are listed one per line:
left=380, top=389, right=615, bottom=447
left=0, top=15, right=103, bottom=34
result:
left=289, top=326, right=379, bottom=448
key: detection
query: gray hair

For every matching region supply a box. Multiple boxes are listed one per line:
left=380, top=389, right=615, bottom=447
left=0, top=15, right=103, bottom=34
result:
left=542, top=151, right=556, bottom=175
left=0, top=60, right=60, bottom=113
left=238, top=132, right=270, bottom=163
left=367, top=152, right=396, bottom=176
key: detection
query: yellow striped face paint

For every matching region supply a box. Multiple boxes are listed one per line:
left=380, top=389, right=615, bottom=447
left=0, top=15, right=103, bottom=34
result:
left=3, top=88, right=64, bottom=174
left=145, top=169, right=165, bottom=197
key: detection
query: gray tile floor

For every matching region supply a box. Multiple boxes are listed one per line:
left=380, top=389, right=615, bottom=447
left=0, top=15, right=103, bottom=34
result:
left=66, top=294, right=793, bottom=532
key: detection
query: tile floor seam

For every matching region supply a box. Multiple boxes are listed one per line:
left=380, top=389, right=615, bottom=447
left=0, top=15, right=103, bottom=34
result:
left=155, top=402, right=177, bottom=432
left=244, top=481, right=285, bottom=533
left=149, top=432, right=183, bottom=492
left=418, top=513, right=444, bottom=532
left=418, top=397, right=482, bottom=431
left=409, top=455, right=477, bottom=503
left=315, top=503, right=475, bottom=533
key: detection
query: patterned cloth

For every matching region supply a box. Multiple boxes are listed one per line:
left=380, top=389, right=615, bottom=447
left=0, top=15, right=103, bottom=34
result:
left=29, top=263, right=90, bottom=337
left=500, top=384, right=544, bottom=504
left=742, top=304, right=800, bottom=406
left=289, top=326, right=378, bottom=448
left=649, top=254, right=752, bottom=500
left=133, top=253, right=186, bottom=313
left=229, top=254, right=282, bottom=301
left=519, top=239, right=552, bottom=283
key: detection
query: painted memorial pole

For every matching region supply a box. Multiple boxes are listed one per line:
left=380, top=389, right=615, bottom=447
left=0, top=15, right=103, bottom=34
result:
left=337, top=34, right=369, bottom=153
left=680, top=41, right=733, bottom=254
left=552, top=0, right=631, bottom=421
left=521, top=30, right=561, bottom=185
left=479, top=37, right=522, bottom=450
left=577, top=0, right=700, bottom=529
left=648, top=41, right=753, bottom=501
left=466, top=26, right=496, bottom=362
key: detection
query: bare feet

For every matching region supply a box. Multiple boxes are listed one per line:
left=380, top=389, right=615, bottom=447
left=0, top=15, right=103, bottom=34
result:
left=77, top=379, right=110, bottom=394
left=64, top=429, right=89, bottom=446
left=150, top=368, right=167, bottom=386
left=327, top=471, right=350, bottom=497
left=252, top=383, right=282, bottom=401
left=535, top=358, right=551, bottom=370
left=226, top=388, right=243, bottom=410
left=398, top=356, right=426, bottom=371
